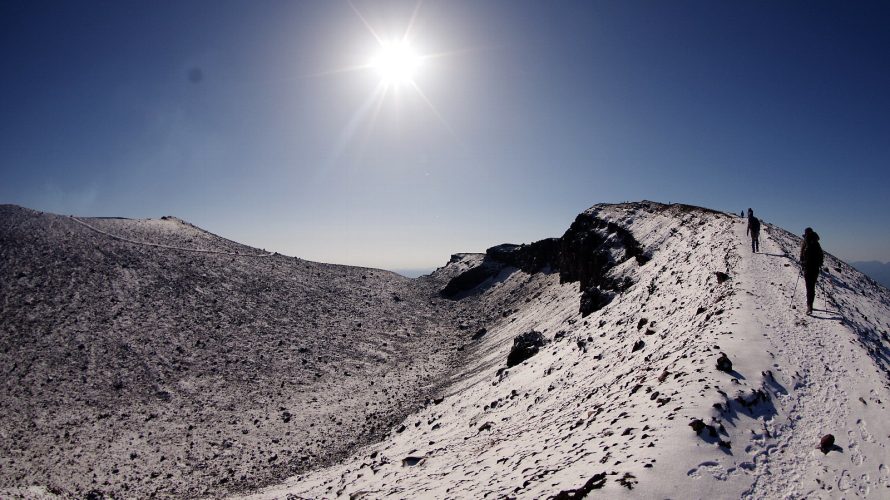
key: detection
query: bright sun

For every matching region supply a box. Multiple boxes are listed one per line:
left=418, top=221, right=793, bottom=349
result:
left=370, top=41, right=422, bottom=85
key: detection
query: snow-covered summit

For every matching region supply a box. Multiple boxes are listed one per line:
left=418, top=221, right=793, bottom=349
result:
left=2, top=201, right=889, bottom=499
left=244, top=201, right=890, bottom=499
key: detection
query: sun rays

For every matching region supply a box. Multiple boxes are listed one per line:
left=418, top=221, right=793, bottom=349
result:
left=325, top=1, right=456, bottom=154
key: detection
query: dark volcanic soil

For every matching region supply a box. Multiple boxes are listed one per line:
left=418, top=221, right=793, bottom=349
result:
left=0, top=205, right=469, bottom=498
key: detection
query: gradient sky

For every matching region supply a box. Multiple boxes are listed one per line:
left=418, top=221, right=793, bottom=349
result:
left=2, top=1, right=889, bottom=270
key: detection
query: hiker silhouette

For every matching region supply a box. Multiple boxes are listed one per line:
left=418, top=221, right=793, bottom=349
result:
left=800, top=227, right=824, bottom=314
left=746, top=209, right=761, bottom=253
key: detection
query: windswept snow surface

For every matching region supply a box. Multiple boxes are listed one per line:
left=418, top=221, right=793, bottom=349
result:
left=242, top=202, right=890, bottom=499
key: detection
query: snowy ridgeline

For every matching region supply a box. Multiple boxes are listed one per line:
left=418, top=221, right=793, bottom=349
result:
left=1, top=202, right=889, bottom=499
left=243, top=202, right=890, bottom=499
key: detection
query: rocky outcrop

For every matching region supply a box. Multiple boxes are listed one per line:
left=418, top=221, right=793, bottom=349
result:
left=441, top=212, right=649, bottom=316
left=506, top=331, right=547, bottom=367
left=439, top=258, right=505, bottom=298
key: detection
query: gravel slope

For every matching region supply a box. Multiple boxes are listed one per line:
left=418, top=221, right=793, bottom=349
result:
left=0, top=205, right=467, bottom=498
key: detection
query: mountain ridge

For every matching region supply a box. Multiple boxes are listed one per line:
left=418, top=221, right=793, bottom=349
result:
left=2, top=201, right=889, bottom=499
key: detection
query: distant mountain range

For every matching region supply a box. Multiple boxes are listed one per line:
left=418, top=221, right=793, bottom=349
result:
left=850, top=261, right=890, bottom=288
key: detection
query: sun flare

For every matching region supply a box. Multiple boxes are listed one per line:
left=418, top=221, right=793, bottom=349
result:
left=370, top=41, right=422, bottom=85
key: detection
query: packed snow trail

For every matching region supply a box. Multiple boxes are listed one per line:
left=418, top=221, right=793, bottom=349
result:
left=697, top=219, right=890, bottom=498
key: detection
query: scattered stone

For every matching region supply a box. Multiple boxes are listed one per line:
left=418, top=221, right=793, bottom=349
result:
left=402, top=456, right=424, bottom=467
left=715, top=271, right=729, bottom=283
left=690, top=418, right=718, bottom=437
left=631, top=340, right=645, bottom=353
left=618, top=472, right=638, bottom=489
left=716, top=352, right=733, bottom=372
left=551, top=472, right=607, bottom=499
left=506, top=331, right=547, bottom=367
left=735, top=389, right=769, bottom=411
left=819, top=434, right=835, bottom=454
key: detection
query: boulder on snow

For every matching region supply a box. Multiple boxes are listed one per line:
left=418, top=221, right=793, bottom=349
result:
left=716, top=352, right=733, bottom=372
left=689, top=418, right=718, bottom=437
left=506, top=331, right=547, bottom=367
left=715, top=271, right=730, bottom=283
left=819, top=434, right=836, bottom=454
left=579, top=286, right=613, bottom=316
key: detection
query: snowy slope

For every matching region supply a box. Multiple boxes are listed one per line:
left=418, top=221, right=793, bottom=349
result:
left=242, top=202, right=890, bottom=499
left=0, top=205, right=467, bottom=498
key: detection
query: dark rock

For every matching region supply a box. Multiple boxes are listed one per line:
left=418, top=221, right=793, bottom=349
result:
left=715, top=271, right=730, bottom=283
left=402, top=456, right=424, bottom=466
left=506, top=331, right=547, bottom=367
left=551, top=472, right=607, bottom=499
left=487, top=239, right=560, bottom=273
left=716, top=352, right=733, bottom=372
left=819, top=434, right=835, bottom=454
left=690, top=418, right=718, bottom=438
left=631, top=339, right=645, bottom=353
left=471, top=328, right=487, bottom=340
left=482, top=212, right=649, bottom=315
left=637, top=318, right=648, bottom=330
left=618, top=472, right=637, bottom=490
left=440, top=259, right=505, bottom=299
left=579, top=286, right=613, bottom=317
left=736, top=389, right=769, bottom=411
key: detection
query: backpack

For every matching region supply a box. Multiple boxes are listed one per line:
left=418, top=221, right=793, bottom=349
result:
left=749, top=217, right=761, bottom=234
left=804, top=240, right=824, bottom=269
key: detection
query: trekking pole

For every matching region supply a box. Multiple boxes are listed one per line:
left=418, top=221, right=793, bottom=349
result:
left=789, top=268, right=802, bottom=308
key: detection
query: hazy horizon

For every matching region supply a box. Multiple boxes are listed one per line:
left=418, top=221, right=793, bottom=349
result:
left=3, top=1, right=889, bottom=268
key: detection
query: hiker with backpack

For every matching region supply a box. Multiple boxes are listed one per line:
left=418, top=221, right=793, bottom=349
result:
left=746, top=209, right=761, bottom=253
left=799, top=227, right=824, bottom=315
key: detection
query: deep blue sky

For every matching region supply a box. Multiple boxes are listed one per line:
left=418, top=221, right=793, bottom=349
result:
left=2, top=1, right=889, bottom=269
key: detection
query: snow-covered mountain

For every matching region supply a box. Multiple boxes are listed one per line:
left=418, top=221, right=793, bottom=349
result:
left=0, top=205, right=467, bottom=498
left=2, top=202, right=889, bottom=499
